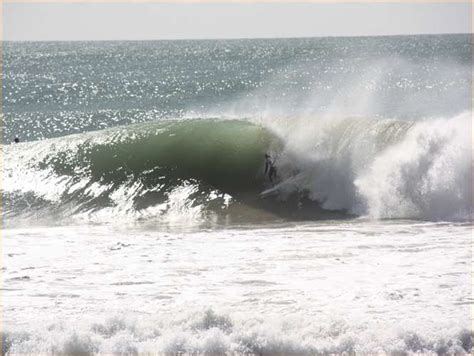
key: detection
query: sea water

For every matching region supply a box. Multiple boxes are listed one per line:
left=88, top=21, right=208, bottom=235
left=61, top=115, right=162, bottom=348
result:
left=2, top=35, right=472, bottom=354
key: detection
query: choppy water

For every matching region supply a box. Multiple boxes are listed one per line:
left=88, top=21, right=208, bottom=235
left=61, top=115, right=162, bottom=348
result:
left=2, top=34, right=472, bottom=354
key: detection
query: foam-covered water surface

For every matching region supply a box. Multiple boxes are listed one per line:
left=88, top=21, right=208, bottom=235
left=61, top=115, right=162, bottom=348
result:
left=3, top=222, right=472, bottom=354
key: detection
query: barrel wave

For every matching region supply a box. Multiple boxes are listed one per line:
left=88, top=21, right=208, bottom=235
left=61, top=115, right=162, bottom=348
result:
left=4, top=113, right=471, bottom=225
left=4, top=119, right=287, bottom=225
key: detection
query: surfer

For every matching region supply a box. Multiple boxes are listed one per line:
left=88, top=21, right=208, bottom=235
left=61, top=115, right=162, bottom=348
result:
left=13, top=137, right=20, bottom=143
left=264, top=154, right=277, bottom=183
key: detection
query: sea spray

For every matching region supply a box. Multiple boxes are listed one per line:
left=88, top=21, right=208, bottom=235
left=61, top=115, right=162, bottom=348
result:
left=260, top=112, right=471, bottom=221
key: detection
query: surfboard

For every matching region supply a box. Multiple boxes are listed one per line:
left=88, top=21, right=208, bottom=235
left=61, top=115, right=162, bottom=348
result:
left=259, top=175, right=302, bottom=199
left=259, top=185, right=280, bottom=198
left=260, top=179, right=287, bottom=198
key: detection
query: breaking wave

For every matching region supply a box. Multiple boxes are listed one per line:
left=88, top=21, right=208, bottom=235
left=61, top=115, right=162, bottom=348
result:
left=262, top=111, right=472, bottom=221
left=3, top=112, right=472, bottom=225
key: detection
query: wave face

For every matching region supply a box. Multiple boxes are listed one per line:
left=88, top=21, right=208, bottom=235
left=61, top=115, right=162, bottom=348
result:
left=3, top=119, right=287, bottom=225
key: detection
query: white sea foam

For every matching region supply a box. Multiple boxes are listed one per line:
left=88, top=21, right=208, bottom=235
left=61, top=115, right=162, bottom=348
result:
left=355, top=113, right=472, bottom=219
left=3, top=222, right=471, bottom=354
left=259, top=111, right=472, bottom=221
left=3, top=308, right=471, bottom=355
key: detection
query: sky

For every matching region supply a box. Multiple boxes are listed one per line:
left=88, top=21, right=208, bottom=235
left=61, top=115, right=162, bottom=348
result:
left=3, top=2, right=472, bottom=41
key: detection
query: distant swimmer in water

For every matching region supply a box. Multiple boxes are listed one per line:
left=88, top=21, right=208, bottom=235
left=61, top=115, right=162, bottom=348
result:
left=264, top=153, right=277, bottom=184
left=13, top=137, right=20, bottom=143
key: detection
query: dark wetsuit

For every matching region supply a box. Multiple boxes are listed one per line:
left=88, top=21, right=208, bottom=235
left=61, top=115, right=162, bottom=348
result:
left=264, top=156, right=277, bottom=183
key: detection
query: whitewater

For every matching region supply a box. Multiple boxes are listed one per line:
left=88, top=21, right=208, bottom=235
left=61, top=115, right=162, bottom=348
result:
left=2, top=34, right=472, bottom=354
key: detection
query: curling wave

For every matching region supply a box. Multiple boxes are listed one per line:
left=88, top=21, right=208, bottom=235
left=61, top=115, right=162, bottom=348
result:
left=3, top=113, right=472, bottom=225
left=4, top=119, right=287, bottom=225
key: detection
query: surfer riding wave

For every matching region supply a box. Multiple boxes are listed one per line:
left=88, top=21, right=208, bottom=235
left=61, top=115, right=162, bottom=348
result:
left=264, top=153, right=277, bottom=184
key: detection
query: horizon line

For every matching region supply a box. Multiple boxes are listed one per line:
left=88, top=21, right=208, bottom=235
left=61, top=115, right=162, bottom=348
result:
left=2, top=32, right=471, bottom=43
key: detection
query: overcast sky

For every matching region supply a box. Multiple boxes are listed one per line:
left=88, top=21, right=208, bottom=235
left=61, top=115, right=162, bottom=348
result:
left=3, top=2, right=471, bottom=41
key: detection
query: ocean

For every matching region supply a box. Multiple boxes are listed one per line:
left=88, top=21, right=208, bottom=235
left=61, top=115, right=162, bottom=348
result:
left=2, top=34, right=472, bottom=354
